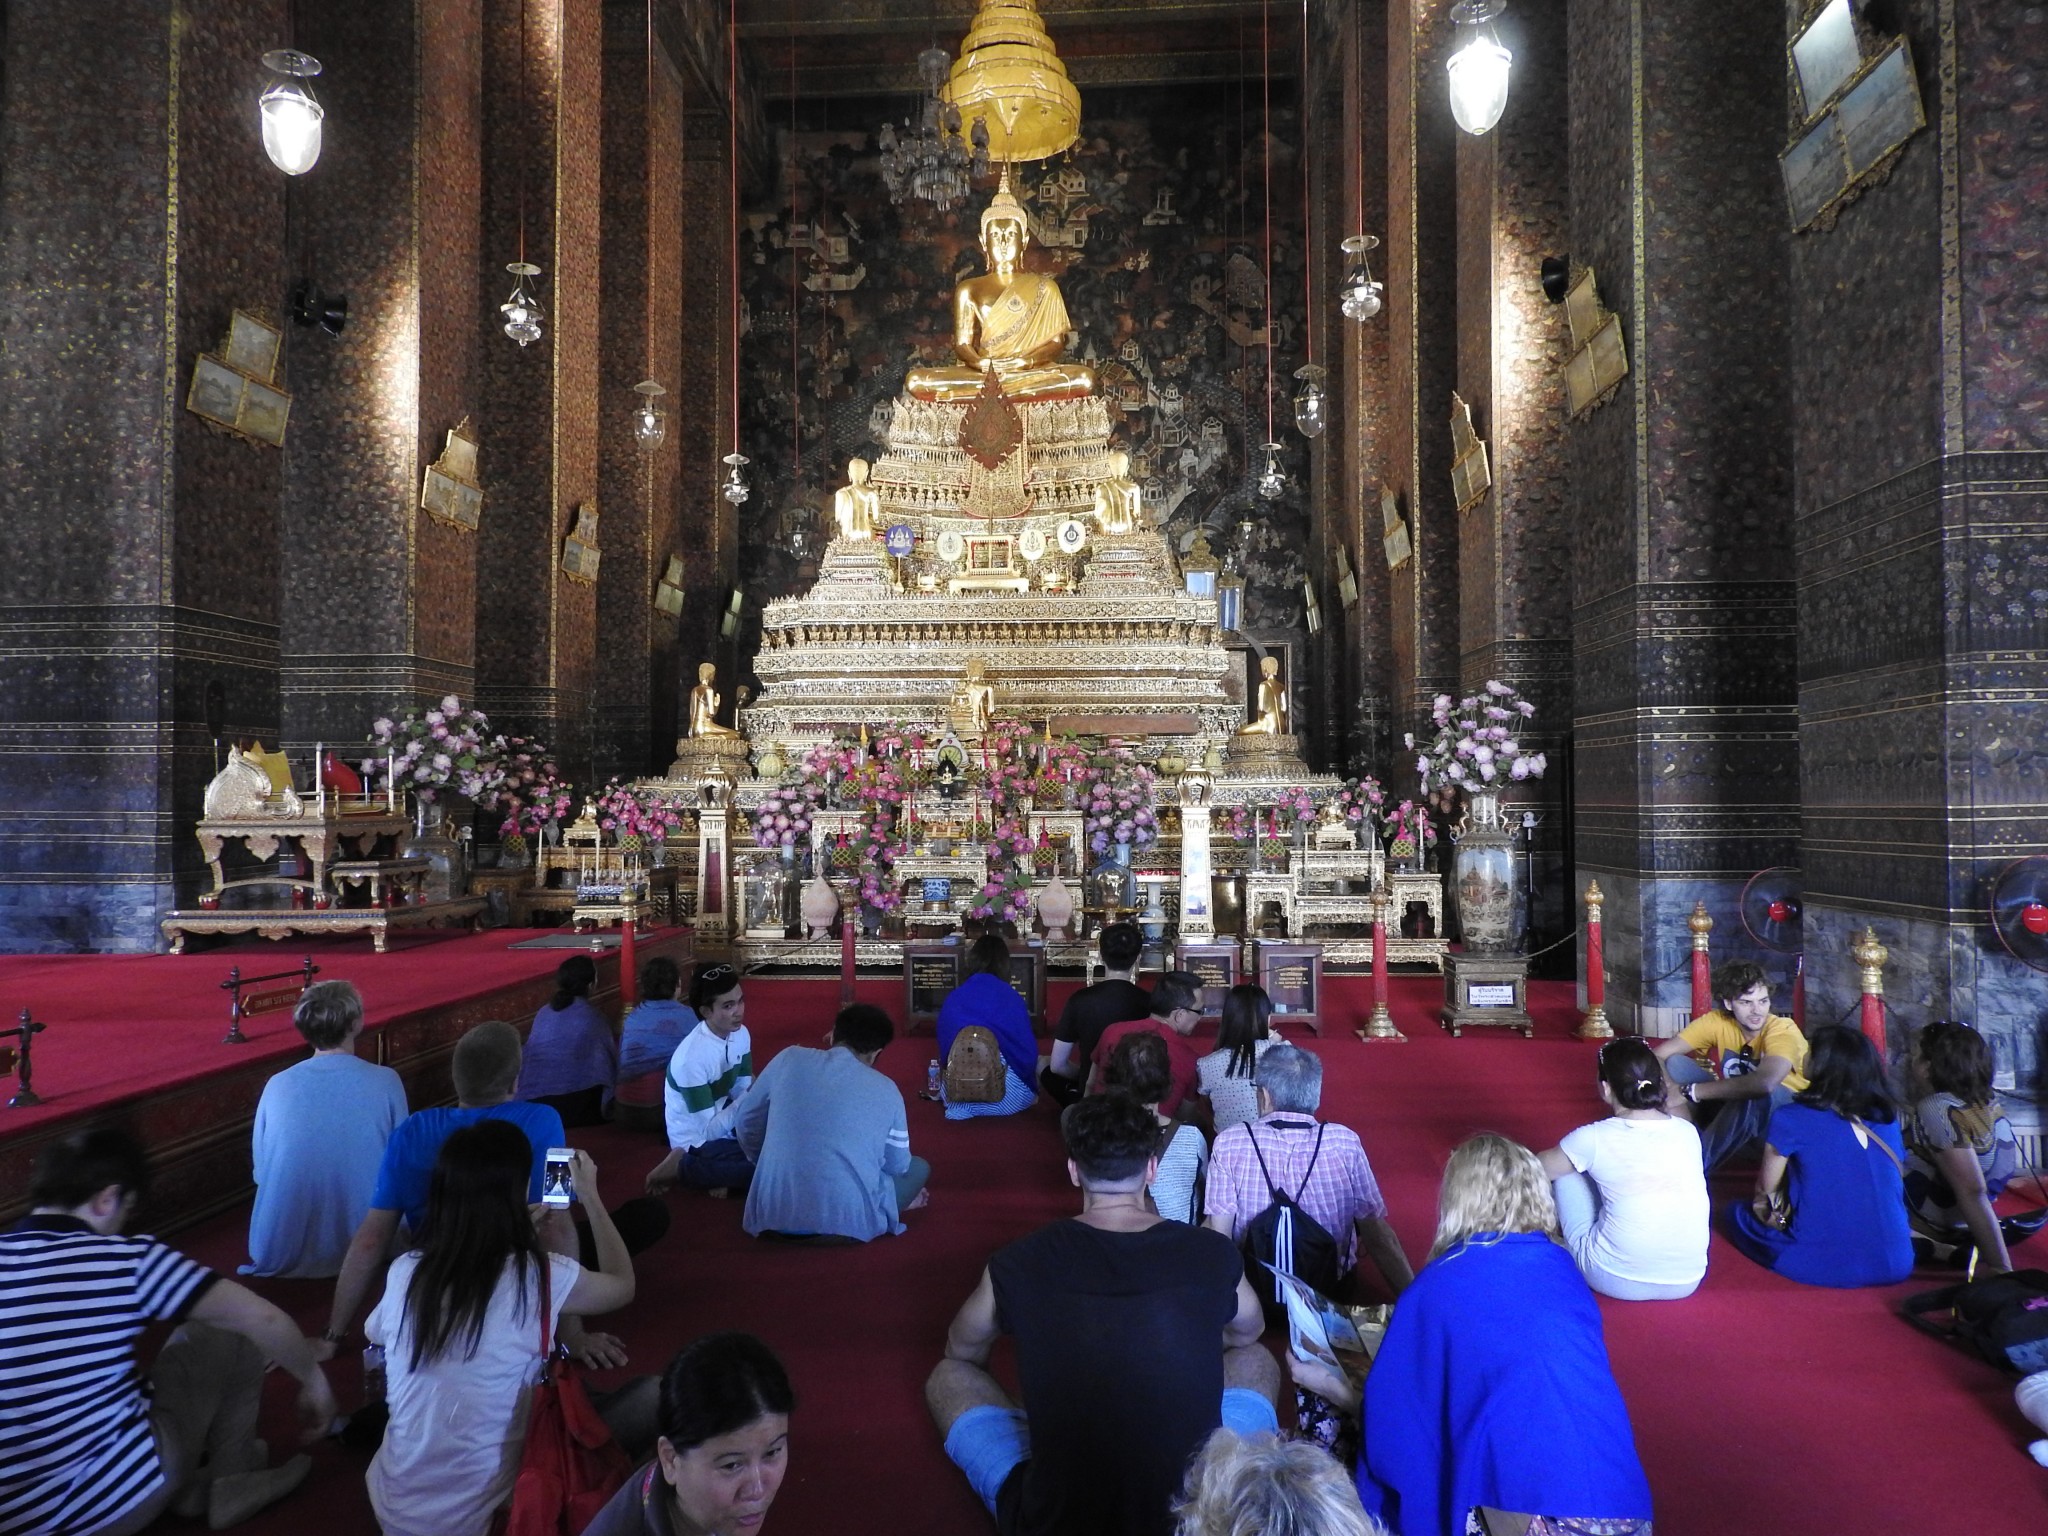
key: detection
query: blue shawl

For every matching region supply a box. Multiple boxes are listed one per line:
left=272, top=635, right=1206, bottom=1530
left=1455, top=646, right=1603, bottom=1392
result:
left=935, top=971, right=1038, bottom=1088
left=1357, top=1231, right=1652, bottom=1536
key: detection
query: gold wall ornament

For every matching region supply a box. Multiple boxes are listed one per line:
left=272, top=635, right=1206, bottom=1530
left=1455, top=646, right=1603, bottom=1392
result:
left=561, top=503, right=601, bottom=583
left=422, top=418, right=485, bottom=531
left=942, top=0, right=1082, bottom=166
left=1561, top=267, right=1630, bottom=419
left=1380, top=485, right=1412, bottom=570
left=185, top=311, right=292, bottom=448
left=1449, top=393, right=1492, bottom=513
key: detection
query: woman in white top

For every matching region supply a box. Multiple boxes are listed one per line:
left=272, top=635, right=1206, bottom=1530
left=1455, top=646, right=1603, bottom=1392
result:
left=1107, top=1029, right=1208, bottom=1225
left=1196, top=984, right=1277, bottom=1134
left=367, top=1122, right=642, bottom=1536
left=1537, top=1037, right=1709, bottom=1301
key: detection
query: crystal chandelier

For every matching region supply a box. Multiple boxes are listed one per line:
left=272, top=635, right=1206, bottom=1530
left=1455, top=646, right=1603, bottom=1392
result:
left=1292, top=365, right=1327, bottom=439
left=1339, top=235, right=1385, bottom=321
left=879, top=47, right=988, bottom=213
left=500, top=263, right=544, bottom=347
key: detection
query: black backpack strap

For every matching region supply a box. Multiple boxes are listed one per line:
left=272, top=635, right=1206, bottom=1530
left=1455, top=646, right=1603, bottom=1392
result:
left=1900, top=1281, right=1967, bottom=1340
left=1291, top=1123, right=1327, bottom=1204
left=1247, top=1123, right=1281, bottom=1200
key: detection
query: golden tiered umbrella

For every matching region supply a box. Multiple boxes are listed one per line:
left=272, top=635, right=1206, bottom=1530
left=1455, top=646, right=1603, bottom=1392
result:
left=942, top=0, right=1082, bottom=165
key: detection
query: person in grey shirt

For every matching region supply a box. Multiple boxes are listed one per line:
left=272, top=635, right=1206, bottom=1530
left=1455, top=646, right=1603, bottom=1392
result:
left=732, top=1004, right=930, bottom=1242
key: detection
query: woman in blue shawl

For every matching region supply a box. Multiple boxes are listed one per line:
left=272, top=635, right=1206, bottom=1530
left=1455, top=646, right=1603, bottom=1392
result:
left=934, top=931, right=1040, bottom=1119
left=1293, top=1133, right=1652, bottom=1536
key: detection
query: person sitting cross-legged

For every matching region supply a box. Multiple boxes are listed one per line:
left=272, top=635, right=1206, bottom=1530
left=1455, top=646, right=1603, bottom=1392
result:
left=1195, top=984, right=1277, bottom=1136
left=647, top=963, right=760, bottom=1194
left=517, top=954, right=617, bottom=1128
left=1904, top=1019, right=2020, bottom=1274
left=1041, top=921, right=1149, bottom=1107
left=1088, top=970, right=1207, bottom=1121
left=1105, top=1028, right=1207, bottom=1226
left=0, top=1129, right=338, bottom=1536
left=926, top=1093, right=1280, bottom=1536
left=732, top=1003, right=931, bottom=1242
left=612, top=957, right=697, bottom=1133
left=1652, top=959, right=1809, bottom=1170
left=1203, top=1043, right=1414, bottom=1302
left=936, top=933, right=1042, bottom=1120
left=243, top=978, right=408, bottom=1278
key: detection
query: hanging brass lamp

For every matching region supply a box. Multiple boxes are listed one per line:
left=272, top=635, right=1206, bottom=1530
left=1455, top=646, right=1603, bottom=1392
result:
left=942, top=0, right=1081, bottom=165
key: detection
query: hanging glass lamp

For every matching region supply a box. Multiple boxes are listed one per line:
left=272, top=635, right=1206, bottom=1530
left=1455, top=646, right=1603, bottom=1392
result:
left=500, top=263, right=545, bottom=347
left=1339, top=235, right=1385, bottom=321
left=1292, top=364, right=1328, bottom=439
left=259, top=50, right=325, bottom=175
left=722, top=452, right=751, bottom=505
left=632, top=380, right=668, bottom=450
left=1257, top=442, right=1287, bottom=501
left=1447, top=0, right=1514, bottom=137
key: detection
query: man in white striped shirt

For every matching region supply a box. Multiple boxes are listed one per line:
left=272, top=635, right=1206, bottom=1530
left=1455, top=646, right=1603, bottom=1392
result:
left=0, top=1129, right=337, bottom=1536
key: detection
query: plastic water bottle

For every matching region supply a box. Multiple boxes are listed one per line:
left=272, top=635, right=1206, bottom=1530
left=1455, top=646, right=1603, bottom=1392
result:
left=362, top=1343, right=387, bottom=1404
left=927, top=1059, right=942, bottom=1099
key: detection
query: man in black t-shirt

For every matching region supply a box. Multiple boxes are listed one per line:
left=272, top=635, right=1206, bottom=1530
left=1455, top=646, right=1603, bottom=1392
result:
left=1040, top=922, right=1149, bottom=1107
left=926, top=1096, right=1278, bottom=1536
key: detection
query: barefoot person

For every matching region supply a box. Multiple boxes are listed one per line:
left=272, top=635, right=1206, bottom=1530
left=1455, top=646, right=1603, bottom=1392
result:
left=1652, top=960, right=1808, bottom=1169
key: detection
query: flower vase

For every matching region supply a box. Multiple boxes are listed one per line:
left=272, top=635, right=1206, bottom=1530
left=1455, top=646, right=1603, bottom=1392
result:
left=1450, top=791, right=1523, bottom=954
left=1389, top=834, right=1417, bottom=874
left=1089, top=844, right=1136, bottom=916
left=859, top=901, right=885, bottom=938
left=410, top=794, right=469, bottom=901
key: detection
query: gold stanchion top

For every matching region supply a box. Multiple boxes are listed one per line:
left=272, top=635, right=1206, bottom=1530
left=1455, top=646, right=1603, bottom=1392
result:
left=1853, top=925, right=1888, bottom=994
left=1689, top=900, right=1713, bottom=947
left=1584, top=877, right=1604, bottom=914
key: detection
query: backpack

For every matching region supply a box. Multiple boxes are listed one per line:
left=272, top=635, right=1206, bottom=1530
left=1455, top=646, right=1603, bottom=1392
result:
left=944, top=1025, right=1008, bottom=1104
left=1239, top=1122, right=1343, bottom=1323
left=1902, top=1267, right=2048, bottom=1374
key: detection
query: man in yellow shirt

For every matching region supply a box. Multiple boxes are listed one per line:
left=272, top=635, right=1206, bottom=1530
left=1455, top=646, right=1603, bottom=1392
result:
left=1652, top=960, right=1809, bottom=1171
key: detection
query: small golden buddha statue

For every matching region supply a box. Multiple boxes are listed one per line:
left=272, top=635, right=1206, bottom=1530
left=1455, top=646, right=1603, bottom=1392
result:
left=1237, top=656, right=1290, bottom=737
left=905, top=172, right=1096, bottom=404
left=832, top=458, right=880, bottom=541
left=687, top=662, right=742, bottom=739
left=1090, top=451, right=1143, bottom=535
left=949, top=659, right=997, bottom=736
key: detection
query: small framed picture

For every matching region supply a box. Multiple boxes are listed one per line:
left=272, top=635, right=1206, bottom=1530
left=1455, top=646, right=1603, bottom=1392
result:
left=187, top=355, right=246, bottom=428
left=1791, top=0, right=1861, bottom=119
left=1837, top=40, right=1924, bottom=179
left=237, top=378, right=292, bottom=447
left=1563, top=267, right=1602, bottom=350
left=1781, top=113, right=1850, bottom=231
left=225, top=310, right=282, bottom=383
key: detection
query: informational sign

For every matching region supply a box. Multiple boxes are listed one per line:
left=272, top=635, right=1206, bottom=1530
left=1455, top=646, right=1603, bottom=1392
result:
left=884, top=523, right=915, bottom=558
left=1176, top=942, right=1240, bottom=1017
left=1255, top=942, right=1324, bottom=1033
left=1467, top=982, right=1519, bottom=1009
left=904, top=943, right=963, bottom=1028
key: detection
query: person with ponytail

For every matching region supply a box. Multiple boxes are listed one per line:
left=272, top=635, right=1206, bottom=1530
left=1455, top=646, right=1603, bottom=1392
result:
left=366, top=1121, right=650, bottom=1536
left=517, top=954, right=617, bottom=1128
left=1537, top=1037, right=1710, bottom=1300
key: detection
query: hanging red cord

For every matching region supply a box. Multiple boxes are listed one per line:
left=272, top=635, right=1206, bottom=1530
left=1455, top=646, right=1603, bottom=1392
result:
left=1300, top=0, right=1312, bottom=369
left=1262, top=0, right=1274, bottom=443
left=517, top=0, right=528, bottom=268
left=729, top=0, right=741, bottom=455
left=790, top=22, right=799, bottom=494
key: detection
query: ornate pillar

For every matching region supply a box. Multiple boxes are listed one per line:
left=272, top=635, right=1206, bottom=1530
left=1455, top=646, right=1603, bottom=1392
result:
left=1567, top=0, right=1799, bottom=1032
left=475, top=0, right=603, bottom=784
left=1791, top=1, right=2048, bottom=1087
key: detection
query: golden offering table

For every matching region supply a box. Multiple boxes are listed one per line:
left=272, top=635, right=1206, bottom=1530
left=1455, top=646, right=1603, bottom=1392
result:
left=195, top=808, right=411, bottom=900
left=329, top=857, right=432, bottom=908
left=162, top=896, right=486, bottom=954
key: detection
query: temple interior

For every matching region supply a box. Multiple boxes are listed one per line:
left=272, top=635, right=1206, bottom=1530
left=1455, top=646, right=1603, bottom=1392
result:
left=1, top=0, right=2046, bottom=1529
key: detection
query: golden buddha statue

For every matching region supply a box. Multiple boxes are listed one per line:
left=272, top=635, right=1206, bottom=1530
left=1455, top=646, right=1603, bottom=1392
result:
left=1237, top=655, right=1290, bottom=736
left=1090, top=451, right=1143, bottom=535
left=687, top=661, right=742, bottom=738
left=832, top=458, right=880, bottom=541
left=905, top=172, right=1096, bottom=404
left=949, top=659, right=997, bottom=736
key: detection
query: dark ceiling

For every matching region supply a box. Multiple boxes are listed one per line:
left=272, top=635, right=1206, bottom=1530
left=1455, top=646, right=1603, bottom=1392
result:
left=730, top=0, right=1302, bottom=99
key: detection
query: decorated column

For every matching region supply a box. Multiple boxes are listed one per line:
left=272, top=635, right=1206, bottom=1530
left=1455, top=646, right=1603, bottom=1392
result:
left=1177, top=771, right=1215, bottom=940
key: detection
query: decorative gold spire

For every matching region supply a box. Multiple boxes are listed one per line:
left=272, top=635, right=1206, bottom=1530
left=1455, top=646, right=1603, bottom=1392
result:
left=944, top=0, right=1082, bottom=165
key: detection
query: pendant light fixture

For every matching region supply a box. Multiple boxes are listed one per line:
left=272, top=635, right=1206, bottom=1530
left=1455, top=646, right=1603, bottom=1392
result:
left=633, top=380, right=668, bottom=450
left=722, top=453, right=752, bottom=505
left=1339, top=235, right=1384, bottom=320
left=1290, top=0, right=1324, bottom=439
left=1257, top=441, right=1288, bottom=500
left=1255, top=0, right=1286, bottom=495
left=500, top=0, right=545, bottom=347
left=259, top=49, right=325, bottom=175
left=1447, top=0, right=1513, bottom=137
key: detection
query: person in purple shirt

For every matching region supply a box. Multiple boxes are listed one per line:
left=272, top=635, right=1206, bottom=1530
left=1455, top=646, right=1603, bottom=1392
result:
left=518, top=955, right=617, bottom=1127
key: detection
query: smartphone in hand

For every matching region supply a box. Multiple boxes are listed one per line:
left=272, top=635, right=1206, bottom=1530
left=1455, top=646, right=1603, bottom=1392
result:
left=542, top=1146, right=576, bottom=1208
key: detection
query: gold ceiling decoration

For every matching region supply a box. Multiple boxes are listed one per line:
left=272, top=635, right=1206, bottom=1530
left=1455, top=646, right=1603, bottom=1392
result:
left=942, top=0, right=1082, bottom=165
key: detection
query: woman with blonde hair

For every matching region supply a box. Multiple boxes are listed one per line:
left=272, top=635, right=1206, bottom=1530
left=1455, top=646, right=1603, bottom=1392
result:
left=1292, top=1134, right=1651, bottom=1536
left=1173, top=1428, right=1388, bottom=1536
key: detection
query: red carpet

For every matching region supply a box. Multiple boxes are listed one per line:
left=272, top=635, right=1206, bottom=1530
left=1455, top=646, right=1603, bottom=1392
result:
left=152, top=975, right=2048, bottom=1534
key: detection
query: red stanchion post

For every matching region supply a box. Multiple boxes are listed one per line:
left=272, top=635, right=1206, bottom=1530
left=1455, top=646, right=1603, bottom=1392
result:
left=1853, top=926, right=1888, bottom=1057
left=618, top=891, right=640, bottom=1009
left=1358, top=887, right=1404, bottom=1042
left=1688, top=901, right=1713, bottom=1020
left=1576, top=879, right=1613, bottom=1040
left=1792, top=952, right=1806, bottom=1029
left=839, top=886, right=858, bottom=1009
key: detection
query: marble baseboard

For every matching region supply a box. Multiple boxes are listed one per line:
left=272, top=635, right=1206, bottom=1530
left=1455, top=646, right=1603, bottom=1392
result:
left=0, top=881, right=171, bottom=954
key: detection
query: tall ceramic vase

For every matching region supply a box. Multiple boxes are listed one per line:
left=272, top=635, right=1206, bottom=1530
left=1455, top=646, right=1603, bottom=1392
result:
left=1450, top=791, right=1523, bottom=954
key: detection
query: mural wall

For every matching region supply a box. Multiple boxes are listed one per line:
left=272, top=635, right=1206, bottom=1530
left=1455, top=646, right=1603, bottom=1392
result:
left=731, top=85, right=1313, bottom=714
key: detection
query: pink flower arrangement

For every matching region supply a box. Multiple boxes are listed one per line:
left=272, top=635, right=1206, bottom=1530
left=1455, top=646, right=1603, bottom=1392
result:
left=594, top=779, right=685, bottom=841
left=752, top=784, right=816, bottom=851
left=1330, top=775, right=1387, bottom=829
left=1081, top=745, right=1158, bottom=857
left=1408, top=681, right=1545, bottom=797
left=492, top=736, right=573, bottom=837
left=364, top=695, right=507, bottom=804
left=1214, top=804, right=1255, bottom=842
left=1385, top=799, right=1437, bottom=850
left=1271, top=785, right=1318, bottom=829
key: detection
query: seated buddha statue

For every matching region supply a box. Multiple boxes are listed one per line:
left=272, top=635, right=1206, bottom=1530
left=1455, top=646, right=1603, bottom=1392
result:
left=905, top=172, right=1096, bottom=404
left=687, top=662, right=742, bottom=739
left=1090, top=451, right=1143, bottom=535
left=1237, top=655, right=1291, bottom=737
